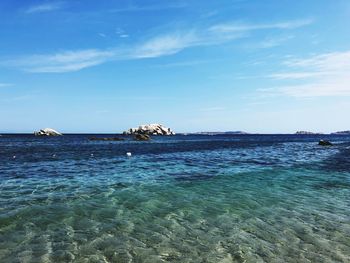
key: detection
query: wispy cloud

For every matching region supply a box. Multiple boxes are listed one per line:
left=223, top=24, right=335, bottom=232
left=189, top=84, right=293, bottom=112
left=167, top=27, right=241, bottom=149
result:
left=11, top=49, right=114, bottom=73
left=209, top=19, right=313, bottom=33
left=273, top=82, right=350, bottom=97
left=3, top=30, right=233, bottom=73
left=266, top=51, right=350, bottom=97
left=1, top=94, right=36, bottom=103
left=6, top=34, right=199, bottom=72
left=254, top=35, right=295, bottom=49
left=241, top=35, right=295, bottom=50
left=269, top=72, right=327, bottom=80
left=0, top=83, right=13, bottom=87
left=3, top=18, right=311, bottom=73
left=199, top=107, right=226, bottom=112
left=25, top=2, right=63, bottom=14
left=283, top=51, right=350, bottom=71
left=109, top=3, right=187, bottom=13
left=115, top=28, right=130, bottom=38
left=131, top=32, right=199, bottom=59
left=151, top=60, right=211, bottom=68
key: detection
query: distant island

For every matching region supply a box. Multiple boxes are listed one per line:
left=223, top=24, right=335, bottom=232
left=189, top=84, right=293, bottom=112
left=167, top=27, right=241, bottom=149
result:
left=331, top=130, right=350, bottom=135
left=295, top=130, right=350, bottom=135
left=188, top=131, right=249, bottom=135
left=18, top=127, right=349, bottom=136
left=295, top=131, right=323, bottom=135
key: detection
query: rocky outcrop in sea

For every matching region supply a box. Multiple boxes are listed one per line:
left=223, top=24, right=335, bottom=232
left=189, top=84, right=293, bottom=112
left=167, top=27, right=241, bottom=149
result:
left=318, top=140, right=333, bottom=146
left=89, top=137, right=124, bottom=141
left=34, top=128, right=62, bottom=136
left=123, top=124, right=175, bottom=135
left=134, top=134, right=151, bottom=141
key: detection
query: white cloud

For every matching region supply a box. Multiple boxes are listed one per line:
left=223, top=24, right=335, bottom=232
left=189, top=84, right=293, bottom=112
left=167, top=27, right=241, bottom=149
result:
left=276, top=82, right=350, bottom=97
left=13, top=49, right=114, bottom=73
left=115, top=28, right=130, bottom=38
left=109, top=3, right=187, bottom=13
left=244, top=35, right=295, bottom=49
left=257, top=35, right=294, bottom=48
left=199, top=107, right=225, bottom=112
left=25, top=2, right=63, bottom=14
left=267, top=51, right=350, bottom=97
left=0, top=83, right=13, bottom=87
left=3, top=18, right=311, bottom=73
left=269, top=72, right=327, bottom=80
left=4, top=31, right=209, bottom=72
left=209, top=19, right=313, bottom=33
left=6, top=34, right=198, bottom=72
left=131, top=32, right=198, bottom=58
left=151, top=60, right=210, bottom=68
left=284, top=51, right=350, bottom=71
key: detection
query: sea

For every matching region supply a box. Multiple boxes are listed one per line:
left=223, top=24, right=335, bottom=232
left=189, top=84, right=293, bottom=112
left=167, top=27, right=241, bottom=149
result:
left=0, top=134, right=349, bottom=262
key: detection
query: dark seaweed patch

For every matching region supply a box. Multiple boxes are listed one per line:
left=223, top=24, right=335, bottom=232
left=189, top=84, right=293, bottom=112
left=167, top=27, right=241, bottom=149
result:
left=313, top=180, right=350, bottom=190
left=320, top=146, right=350, bottom=172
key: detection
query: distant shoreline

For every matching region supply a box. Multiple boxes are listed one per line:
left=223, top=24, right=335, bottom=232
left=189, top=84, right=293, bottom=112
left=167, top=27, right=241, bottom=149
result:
left=1, top=133, right=349, bottom=136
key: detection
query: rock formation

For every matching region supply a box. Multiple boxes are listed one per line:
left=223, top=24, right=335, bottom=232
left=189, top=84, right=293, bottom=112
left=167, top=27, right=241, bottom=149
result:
left=123, top=123, right=175, bottom=135
left=34, top=128, right=62, bottom=136
left=318, top=140, right=333, bottom=146
left=134, top=134, right=151, bottom=141
left=89, top=137, right=125, bottom=141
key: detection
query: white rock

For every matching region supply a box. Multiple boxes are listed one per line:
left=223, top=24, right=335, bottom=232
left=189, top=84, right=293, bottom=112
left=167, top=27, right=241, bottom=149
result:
left=34, top=128, right=62, bottom=136
left=123, top=123, right=175, bottom=135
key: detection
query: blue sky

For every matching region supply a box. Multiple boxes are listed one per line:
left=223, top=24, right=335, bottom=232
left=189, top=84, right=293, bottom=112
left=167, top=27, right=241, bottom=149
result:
left=0, top=0, right=350, bottom=133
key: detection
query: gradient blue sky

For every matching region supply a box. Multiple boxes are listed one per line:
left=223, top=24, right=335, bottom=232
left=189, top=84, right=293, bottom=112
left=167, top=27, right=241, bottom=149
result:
left=1, top=0, right=350, bottom=133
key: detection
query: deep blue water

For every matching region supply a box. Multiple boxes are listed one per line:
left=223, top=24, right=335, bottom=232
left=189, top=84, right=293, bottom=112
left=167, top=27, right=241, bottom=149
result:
left=0, top=134, right=350, bottom=262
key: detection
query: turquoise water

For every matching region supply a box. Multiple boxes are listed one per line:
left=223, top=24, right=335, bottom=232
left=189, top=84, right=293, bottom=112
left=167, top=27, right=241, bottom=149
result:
left=0, top=135, right=349, bottom=262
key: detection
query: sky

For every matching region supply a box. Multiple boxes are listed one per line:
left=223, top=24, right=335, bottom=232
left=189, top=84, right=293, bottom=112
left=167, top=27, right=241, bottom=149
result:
left=0, top=0, right=350, bottom=133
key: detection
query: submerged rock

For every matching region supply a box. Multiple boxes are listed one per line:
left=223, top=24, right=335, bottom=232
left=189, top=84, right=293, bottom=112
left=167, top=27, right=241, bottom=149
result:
left=134, top=134, right=151, bottom=141
left=89, top=137, right=124, bottom=141
left=124, top=123, right=175, bottom=135
left=34, top=128, right=62, bottom=136
left=319, top=140, right=333, bottom=146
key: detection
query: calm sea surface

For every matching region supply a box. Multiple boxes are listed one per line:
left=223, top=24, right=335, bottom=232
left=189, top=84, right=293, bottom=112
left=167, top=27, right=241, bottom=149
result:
left=0, top=134, right=349, bottom=262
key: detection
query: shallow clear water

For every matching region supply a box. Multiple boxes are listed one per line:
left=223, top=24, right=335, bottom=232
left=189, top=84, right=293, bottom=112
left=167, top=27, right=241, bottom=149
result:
left=0, top=134, right=350, bottom=262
